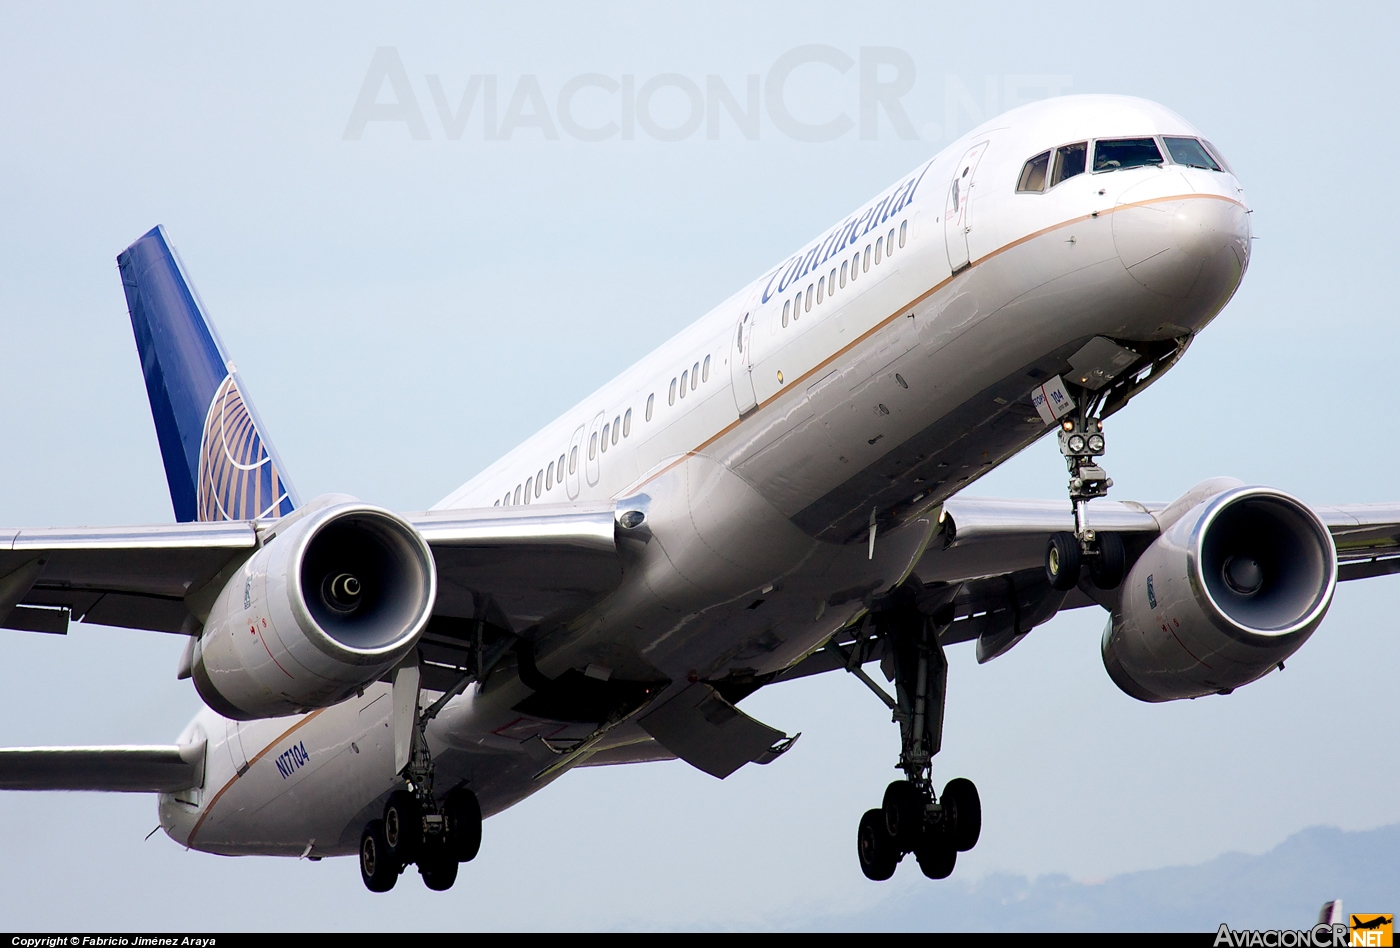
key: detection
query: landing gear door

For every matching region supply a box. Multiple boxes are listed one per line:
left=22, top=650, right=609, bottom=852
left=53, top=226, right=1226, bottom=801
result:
left=944, top=140, right=990, bottom=272
left=730, top=311, right=757, bottom=416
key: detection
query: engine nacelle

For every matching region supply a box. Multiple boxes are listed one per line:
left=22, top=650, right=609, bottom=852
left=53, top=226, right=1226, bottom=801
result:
left=192, top=500, right=436, bottom=719
left=1103, top=486, right=1336, bottom=702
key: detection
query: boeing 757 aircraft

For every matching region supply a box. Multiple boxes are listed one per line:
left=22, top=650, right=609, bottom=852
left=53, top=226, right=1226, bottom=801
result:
left=4, top=94, right=1397, bottom=890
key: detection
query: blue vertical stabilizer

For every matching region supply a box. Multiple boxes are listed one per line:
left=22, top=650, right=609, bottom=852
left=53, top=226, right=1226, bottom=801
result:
left=117, top=226, right=298, bottom=522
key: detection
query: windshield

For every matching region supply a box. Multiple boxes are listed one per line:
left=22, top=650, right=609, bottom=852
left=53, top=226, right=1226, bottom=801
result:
left=1163, top=136, right=1222, bottom=171
left=1093, top=138, right=1163, bottom=173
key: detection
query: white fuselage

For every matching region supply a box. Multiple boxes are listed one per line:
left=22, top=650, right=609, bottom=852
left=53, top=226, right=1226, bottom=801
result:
left=160, top=94, right=1252, bottom=857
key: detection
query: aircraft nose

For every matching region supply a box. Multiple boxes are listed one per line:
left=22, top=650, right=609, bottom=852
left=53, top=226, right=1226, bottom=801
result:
left=1112, top=190, right=1250, bottom=299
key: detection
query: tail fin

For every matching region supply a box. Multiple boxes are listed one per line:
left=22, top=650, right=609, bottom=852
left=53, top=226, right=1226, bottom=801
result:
left=117, top=226, right=299, bottom=523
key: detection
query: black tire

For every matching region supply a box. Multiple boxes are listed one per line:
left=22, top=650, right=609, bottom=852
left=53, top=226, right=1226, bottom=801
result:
left=882, top=780, right=924, bottom=851
left=444, top=787, right=482, bottom=863
left=1090, top=531, right=1125, bottom=590
left=383, top=790, right=422, bottom=867
left=913, top=836, right=957, bottom=879
left=359, top=820, right=398, bottom=893
left=418, top=849, right=459, bottom=891
left=941, top=777, right=982, bottom=852
left=1046, top=532, right=1082, bottom=591
left=857, top=808, right=899, bottom=881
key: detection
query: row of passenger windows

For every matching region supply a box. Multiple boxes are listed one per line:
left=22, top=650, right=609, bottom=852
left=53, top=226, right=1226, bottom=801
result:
left=781, top=219, right=908, bottom=328
left=1015, top=136, right=1227, bottom=194
left=494, top=354, right=714, bottom=506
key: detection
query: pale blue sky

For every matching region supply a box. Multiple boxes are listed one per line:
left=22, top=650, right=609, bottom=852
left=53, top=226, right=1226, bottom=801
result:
left=0, top=1, right=1395, bottom=930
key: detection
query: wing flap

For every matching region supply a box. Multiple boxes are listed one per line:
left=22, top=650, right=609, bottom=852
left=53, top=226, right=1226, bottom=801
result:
left=637, top=683, right=791, bottom=779
left=0, top=742, right=204, bottom=792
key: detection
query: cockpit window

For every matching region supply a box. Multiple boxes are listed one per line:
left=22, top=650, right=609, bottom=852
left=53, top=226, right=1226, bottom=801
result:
left=1093, top=138, right=1163, bottom=173
left=1016, top=151, right=1050, bottom=193
left=1050, top=142, right=1087, bottom=187
left=1201, top=140, right=1232, bottom=174
left=1163, top=137, right=1222, bottom=171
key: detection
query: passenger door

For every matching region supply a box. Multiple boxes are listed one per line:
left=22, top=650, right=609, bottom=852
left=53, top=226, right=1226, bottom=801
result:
left=585, top=412, right=604, bottom=487
left=730, top=310, right=757, bottom=416
left=944, top=140, right=990, bottom=272
left=566, top=425, right=584, bottom=499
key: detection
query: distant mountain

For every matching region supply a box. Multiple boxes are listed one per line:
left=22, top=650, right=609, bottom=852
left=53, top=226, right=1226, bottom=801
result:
left=799, top=824, right=1399, bottom=932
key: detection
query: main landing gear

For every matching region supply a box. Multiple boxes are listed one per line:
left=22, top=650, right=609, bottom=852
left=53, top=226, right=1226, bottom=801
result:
left=360, top=786, right=482, bottom=893
left=836, top=590, right=982, bottom=881
left=1045, top=409, right=1124, bottom=593
left=360, top=674, right=484, bottom=893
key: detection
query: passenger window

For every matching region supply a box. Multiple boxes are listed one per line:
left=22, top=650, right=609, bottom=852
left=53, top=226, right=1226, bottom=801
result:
left=1093, top=138, right=1163, bottom=173
left=514, top=485, right=522, bottom=504
left=679, top=370, right=688, bottom=397
left=623, top=408, right=632, bottom=436
left=702, top=355, right=710, bottom=382
left=589, top=433, right=597, bottom=459
left=875, top=236, right=883, bottom=264
left=1163, top=136, right=1221, bottom=171
left=601, top=423, right=610, bottom=450
left=1050, top=142, right=1087, bottom=186
left=851, top=252, right=860, bottom=280
left=805, top=284, right=813, bottom=311
left=899, top=220, right=907, bottom=247
left=817, top=275, right=825, bottom=304
left=782, top=299, right=790, bottom=327
left=535, top=470, right=543, bottom=497
left=691, top=364, right=698, bottom=389
left=863, top=245, right=871, bottom=271
left=1017, top=151, right=1051, bottom=192
left=546, top=462, right=554, bottom=490
left=524, top=477, right=532, bottom=504
left=669, top=378, right=677, bottom=405
left=503, top=492, right=510, bottom=505
left=495, top=499, right=501, bottom=506
left=569, top=446, right=578, bottom=473
left=840, top=261, right=848, bottom=287
left=792, top=294, right=801, bottom=319
left=887, top=229, right=894, bottom=254
left=612, top=415, right=621, bottom=442
left=646, top=393, right=654, bottom=421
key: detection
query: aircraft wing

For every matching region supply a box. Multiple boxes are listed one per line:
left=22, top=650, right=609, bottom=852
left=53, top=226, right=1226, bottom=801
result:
left=1312, top=502, right=1400, bottom=579
left=0, top=743, right=205, bottom=792
left=780, top=495, right=1400, bottom=679
left=0, top=503, right=623, bottom=651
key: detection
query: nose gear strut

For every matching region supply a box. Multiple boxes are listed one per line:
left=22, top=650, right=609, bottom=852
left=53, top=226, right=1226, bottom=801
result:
left=1047, top=392, right=1125, bottom=592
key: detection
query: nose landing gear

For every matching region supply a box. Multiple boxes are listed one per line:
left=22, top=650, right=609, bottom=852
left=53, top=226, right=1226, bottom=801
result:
left=834, top=590, right=983, bottom=882
left=1046, top=411, right=1124, bottom=592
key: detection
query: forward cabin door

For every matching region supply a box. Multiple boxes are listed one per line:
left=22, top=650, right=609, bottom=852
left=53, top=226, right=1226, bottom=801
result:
left=944, top=140, right=990, bottom=272
left=730, top=310, right=757, bottom=416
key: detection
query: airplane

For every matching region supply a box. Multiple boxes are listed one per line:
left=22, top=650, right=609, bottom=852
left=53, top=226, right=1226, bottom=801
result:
left=3, top=93, right=1399, bottom=892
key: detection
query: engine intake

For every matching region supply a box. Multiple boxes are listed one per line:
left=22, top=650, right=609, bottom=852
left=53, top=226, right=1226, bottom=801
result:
left=192, top=499, right=436, bottom=719
left=1103, top=485, right=1335, bottom=702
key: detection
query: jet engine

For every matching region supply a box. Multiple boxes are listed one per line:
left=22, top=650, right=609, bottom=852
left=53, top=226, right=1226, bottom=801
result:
left=192, top=501, right=436, bottom=719
left=1102, top=486, right=1335, bottom=702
